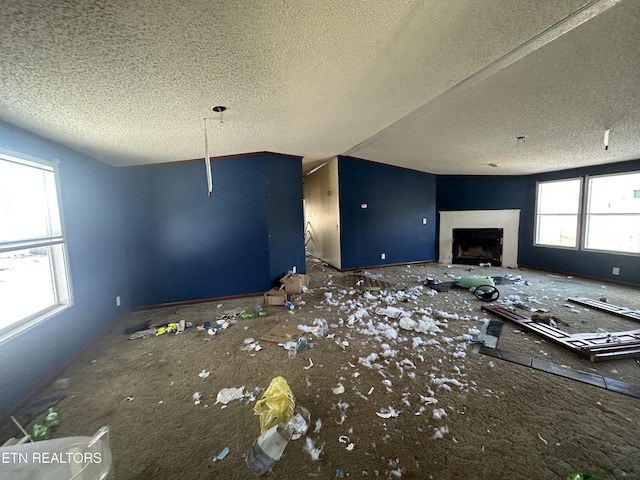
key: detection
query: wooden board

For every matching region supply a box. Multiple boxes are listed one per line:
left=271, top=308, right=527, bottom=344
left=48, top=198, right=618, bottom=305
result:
left=481, top=305, right=640, bottom=362
left=567, top=297, right=640, bottom=322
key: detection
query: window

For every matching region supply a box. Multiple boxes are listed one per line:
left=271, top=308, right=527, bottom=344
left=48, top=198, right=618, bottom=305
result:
left=535, top=178, right=582, bottom=248
left=0, top=152, right=71, bottom=338
left=584, top=172, right=640, bottom=254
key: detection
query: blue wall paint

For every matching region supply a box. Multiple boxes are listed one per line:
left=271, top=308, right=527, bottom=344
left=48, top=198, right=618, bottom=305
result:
left=436, top=175, right=530, bottom=212
left=265, top=155, right=306, bottom=286
left=436, top=174, right=530, bottom=262
left=520, top=160, right=640, bottom=285
left=123, top=153, right=305, bottom=306
left=0, top=120, right=131, bottom=417
left=126, top=155, right=269, bottom=306
left=338, top=157, right=437, bottom=269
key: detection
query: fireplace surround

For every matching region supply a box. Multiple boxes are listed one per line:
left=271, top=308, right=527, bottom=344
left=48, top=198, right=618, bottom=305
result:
left=439, top=210, right=520, bottom=267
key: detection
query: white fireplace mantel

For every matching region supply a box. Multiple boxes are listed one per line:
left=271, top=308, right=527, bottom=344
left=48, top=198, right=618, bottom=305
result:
left=439, top=210, right=520, bottom=267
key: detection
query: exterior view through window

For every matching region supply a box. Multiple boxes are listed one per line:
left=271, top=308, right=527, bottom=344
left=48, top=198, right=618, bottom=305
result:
left=584, top=172, right=640, bottom=254
left=535, top=178, right=581, bottom=248
left=0, top=153, right=71, bottom=337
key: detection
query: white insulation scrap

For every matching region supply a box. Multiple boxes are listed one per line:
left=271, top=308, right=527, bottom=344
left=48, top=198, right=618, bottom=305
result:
left=313, top=419, right=322, bottom=433
left=432, top=408, right=447, bottom=420
left=431, top=376, right=467, bottom=389
left=304, top=437, right=323, bottom=461
left=381, top=344, right=398, bottom=358
left=358, top=352, right=380, bottom=369
left=436, top=311, right=460, bottom=320
left=468, top=326, right=481, bottom=336
left=432, top=426, right=449, bottom=439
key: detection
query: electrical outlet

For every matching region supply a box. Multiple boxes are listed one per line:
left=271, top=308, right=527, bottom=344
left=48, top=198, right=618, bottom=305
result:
left=116, top=295, right=121, bottom=307
left=422, top=218, right=427, bottom=225
left=612, top=267, right=620, bottom=275
left=292, top=266, right=297, bottom=273
left=381, top=253, right=386, bottom=260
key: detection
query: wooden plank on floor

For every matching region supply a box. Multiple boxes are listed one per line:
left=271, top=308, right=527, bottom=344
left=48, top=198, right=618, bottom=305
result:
left=567, top=297, right=640, bottom=322
left=481, top=304, right=640, bottom=362
left=479, top=347, right=640, bottom=399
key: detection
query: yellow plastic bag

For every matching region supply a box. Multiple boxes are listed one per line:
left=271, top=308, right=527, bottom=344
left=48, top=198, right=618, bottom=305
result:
left=253, top=376, right=295, bottom=433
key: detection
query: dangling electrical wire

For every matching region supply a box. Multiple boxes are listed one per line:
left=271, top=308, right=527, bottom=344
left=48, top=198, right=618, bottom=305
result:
left=204, top=118, right=212, bottom=197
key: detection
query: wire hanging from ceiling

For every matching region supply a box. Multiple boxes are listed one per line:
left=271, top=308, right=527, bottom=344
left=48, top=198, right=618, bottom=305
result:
left=204, top=117, right=212, bottom=197
left=203, top=106, right=226, bottom=197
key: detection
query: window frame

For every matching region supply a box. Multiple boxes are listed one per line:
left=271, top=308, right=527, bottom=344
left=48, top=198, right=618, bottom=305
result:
left=533, top=177, right=583, bottom=250
left=0, top=150, right=73, bottom=344
left=582, top=171, right=640, bottom=257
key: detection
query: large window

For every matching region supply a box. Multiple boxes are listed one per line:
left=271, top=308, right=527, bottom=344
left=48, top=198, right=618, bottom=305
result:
left=535, top=178, right=582, bottom=248
left=0, top=152, right=71, bottom=338
left=584, top=172, right=640, bottom=254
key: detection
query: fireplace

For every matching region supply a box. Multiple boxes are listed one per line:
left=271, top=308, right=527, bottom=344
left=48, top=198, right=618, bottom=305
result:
left=439, top=210, right=520, bottom=268
left=452, top=228, right=503, bottom=266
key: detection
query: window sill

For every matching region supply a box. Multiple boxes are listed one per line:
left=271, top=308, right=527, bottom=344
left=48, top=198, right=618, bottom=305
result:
left=0, top=304, right=72, bottom=347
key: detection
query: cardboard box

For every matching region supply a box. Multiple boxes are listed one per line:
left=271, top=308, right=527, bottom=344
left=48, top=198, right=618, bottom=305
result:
left=259, top=324, right=303, bottom=343
left=264, top=289, right=287, bottom=305
left=279, top=273, right=310, bottom=295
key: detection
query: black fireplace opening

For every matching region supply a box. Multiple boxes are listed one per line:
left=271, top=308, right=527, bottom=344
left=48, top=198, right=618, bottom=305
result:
left=452, top=228, right=503, bottom=266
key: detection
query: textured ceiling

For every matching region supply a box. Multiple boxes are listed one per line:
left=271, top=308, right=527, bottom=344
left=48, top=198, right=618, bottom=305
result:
left=0, top=0, right=636, bottom=175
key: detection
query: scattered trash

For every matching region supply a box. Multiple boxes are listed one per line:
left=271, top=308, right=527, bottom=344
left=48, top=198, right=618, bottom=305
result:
left=432, top=425, right=449, bottom=439
left=253, top=377, right=295, bottom=433
left=215, top=387, right=246, bottom=405
left=566, top=474, right=603, bottom=480
left=457, top=276, right=495, bottom=289
left=218, top=307, right=245, bottom=320
left=199, top=370, right=210, bottom=378
left=375, top=306, right=405, bottom=319
left=245, top=423, right=291, bottom=475
left=376, top=407, right=402, bottom=419
left=244, top=405, right=310, bottom=475
left=538, top=433, right=548, bottom=445
left=124, top=396, right=134, bottom=402
left=193, top=392, right=201, bottom=405
left=213, top=447, right=229, bottom=462
left=303, top=437, right=323, bottom=461
left=303, top=358, right=314, bottom=370
left=28, top=408, right=60, bottom=442
left=336, top=469, right=345, bottom=478
left=332, top=384, right=345, bottom=395
left=129, top=328, right=157, bottom=340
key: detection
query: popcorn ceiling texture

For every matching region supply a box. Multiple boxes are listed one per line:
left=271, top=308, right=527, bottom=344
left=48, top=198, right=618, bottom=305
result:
left=0, top=0, right=637, bottom=175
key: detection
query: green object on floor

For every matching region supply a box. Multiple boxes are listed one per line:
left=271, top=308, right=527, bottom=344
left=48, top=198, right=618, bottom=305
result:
left=456, top=276, right=495, bottom=289
left=29, top=423, right=50, bottom=442
left=567, top=474, right=603, bottom=480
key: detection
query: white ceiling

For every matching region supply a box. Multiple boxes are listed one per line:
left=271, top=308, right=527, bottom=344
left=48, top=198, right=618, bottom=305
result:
left=0, top=0, right=638, bottom=176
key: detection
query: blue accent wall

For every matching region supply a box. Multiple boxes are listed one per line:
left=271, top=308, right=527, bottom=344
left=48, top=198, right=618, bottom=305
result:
left=436, top=174, right=530, bottom=261
left=124, top=156, right=270, bottom=306
left=520, top=160, right=640, bottom=286
left=338, top=156, right=437, bottom=269
left=124, top=153, right=305, bottom=306
left=0, top=120, right=131, bottom=417
left=265, top=155, right=306, bottom=286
